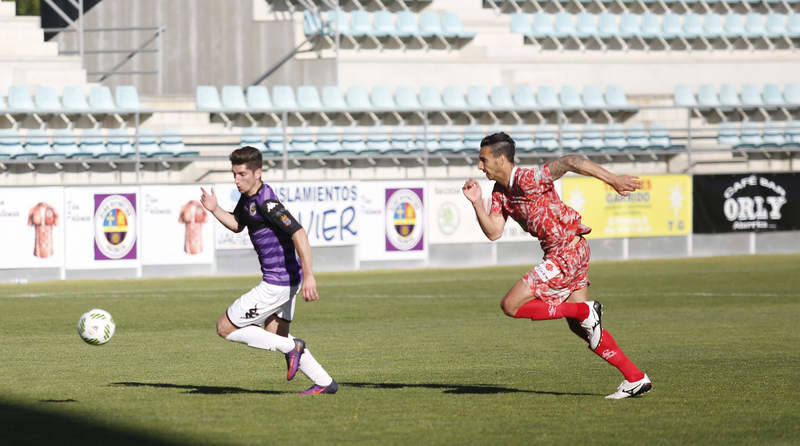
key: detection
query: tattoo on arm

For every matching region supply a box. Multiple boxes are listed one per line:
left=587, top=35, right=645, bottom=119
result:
left=549, top=155, right=585, bottom=180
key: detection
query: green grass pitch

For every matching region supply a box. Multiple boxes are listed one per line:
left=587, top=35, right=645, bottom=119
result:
left=1, top=254, right=799, bottom=445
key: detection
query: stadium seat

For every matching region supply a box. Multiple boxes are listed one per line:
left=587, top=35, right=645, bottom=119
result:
left=784, top=83, right=800, bottom=116
left=581, top=85, right=607, bottom=121
left=559, top=124, right=582, bottom=151
left=79, top=129, right=108, bottom=157
left=578, top=123, right=605, bottom=151
left=703, top=13, right=728, bottom=50
left=369, top=85, right=401, bottom=124
left=534, top=124, right=559, bottom=151
left=273, top=85, right=305, bottom=125
left=105, top=128, right=132, bottom=158
left=265, top=127, right=287, bottom=153
left=61, top=86, right=96, bottom=128
left=297, top=85, right=330, bottom=125
left=624, top=123, right=650, bottom=150
left=340, top=126, right=369, bottom=155
left=466, top=86, right=496, bottom=124
left=683, top=13, right=709, bottom=50
left=490, top=86, right=522, bottom=124
left=530, top=13, right=559, bottom=50
left=619, top=13, right=644, bottom=50
left=462, top=124, right=483, bottom=154
left=598, top=13, right=625, bottom=51
left=536, top=85, right=560, bottom=109
left=718, top=83, right=744, bottom=120
left=350, top=10, right=381, bottom=49
left=196, top=85, right=228, bottom=126
left=161, top=128, right=195, bottom=156
left=321, top=86, right=355, bottom=125
left=419, top=86, right=449, bottom=124
left=240, top=127, right=268, bottom=153
left=23, top=128, right=50, bottom=157
left=648, top=123, right=681, bottom=150
left=661, top=13, right=688, bottom=50
left=221, top=85, right=254, bottom=127
left=116, top=85, right=151, bottom=124
left=442, top=86, right=472, bottom=124
left=554, top=12, right=582, bottom=50
left=50, top=129, right=84, bottom=158
left=373, top=10, right=404, bottom=50
left=394, top=86, right=425, bottom=125
left=724, top=13, right=749, bottom=50
left=346, top=86, right=378, bottom=125
left=440, top=12, right=476, bottom=49
left=744, top=13, right=770, bottom=50
left=33, top=86, right=69, bottom=128
left=365, top=126, right=394, bottom=154
left=602, top=123, right=627, bottom=150
left=697, top=84, right=725, bottom=121
left=8, top=86, right=39, bottom=128
left=674, top=84, right=698, bottom=107
left=761, top=121, right=786, bottom=146
left=559, top=85, right=589, bottom=122
left=396, top=10, right=427, bottom=49
left=245, top=85, right=280, bottom=126
left=313, top=127, right=343, bottom=156
left=576, top=12, right=603, bottom=50
left=738, top=121, right=764, bottom=147
left=0, top=129, right=28, bottom=158
left=129, top=128, right=160, bottom=157
left=288, top=127, right=316, bottom=157
left=512, top=85, right=539, bottom=121
left=604, top=85, right=637, bottom=121
left=785, top=121, right=800, bottom=145
left=740, top=84, right=769, bottom=120
left=389, top=126, right=415, bottom=154
left=419, top=11, right=450, bottom=50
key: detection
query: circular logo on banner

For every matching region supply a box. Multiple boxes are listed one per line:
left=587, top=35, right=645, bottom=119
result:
left=95, top=195, right=137, bottom=259
left=437, top=202, right=459, bottom=235
left=386, top=189, right=423, bottom=251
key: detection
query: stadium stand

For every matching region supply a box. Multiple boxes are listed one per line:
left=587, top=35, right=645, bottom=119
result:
left=510, top=12, right=800, bottom=51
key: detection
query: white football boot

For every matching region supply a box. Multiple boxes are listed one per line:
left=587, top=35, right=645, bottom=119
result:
left=605, top=374, right=652, bottom=399
left=581, top=301, right=603, bottom=351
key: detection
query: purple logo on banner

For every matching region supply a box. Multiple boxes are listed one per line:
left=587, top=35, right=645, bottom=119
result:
left=385, top=188, right=424, bottom=251
left=94, top=193, right=137, bottom=260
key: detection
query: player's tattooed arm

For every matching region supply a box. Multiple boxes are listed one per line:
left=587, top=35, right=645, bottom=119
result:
left=549, top=155, right=642, bottom=196
left=548, top=155, right=587, bottom=181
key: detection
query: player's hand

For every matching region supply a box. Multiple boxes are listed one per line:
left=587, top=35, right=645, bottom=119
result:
left=462, top=178, right=483, bottom=204
left=301, top=273, right=319, bottom=302
left=612, top=175, right=643, bottom=197
left=200, top=187, right=218, bottom=212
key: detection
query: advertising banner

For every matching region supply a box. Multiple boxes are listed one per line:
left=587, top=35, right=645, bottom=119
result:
left=360, top=181, right=426, bottom=261
left=427, top=179, right=547, bottom=244
left=140, top=185, right=215, bottom=265
left=693, top=173, right=800, bottom=233
left=0, top=187, right=65, bottom=268
left=64, top=187, right=139, bottom=269
left=561, top=175, right=692, bottom=238
left=213, top=181, right=359, bottom=249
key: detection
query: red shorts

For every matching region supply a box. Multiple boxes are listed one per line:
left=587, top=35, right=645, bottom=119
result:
left=521, top=237, right=590, bottom=306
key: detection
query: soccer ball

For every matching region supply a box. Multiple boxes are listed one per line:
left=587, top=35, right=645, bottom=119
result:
left=77, top=309, right=116, bottom=345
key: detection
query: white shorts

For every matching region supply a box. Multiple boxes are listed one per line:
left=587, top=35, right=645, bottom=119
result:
left=226, top=281, right=299, bottom=328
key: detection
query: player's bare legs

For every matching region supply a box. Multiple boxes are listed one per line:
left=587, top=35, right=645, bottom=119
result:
left=565, top=288, right=651, bottom=398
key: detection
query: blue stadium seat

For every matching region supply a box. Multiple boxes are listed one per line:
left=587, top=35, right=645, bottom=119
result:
left=161, top=128, right=194, bottom=156
left=246, top=85, right=280, bottom=126
left=365, top=126, right=394, bottom=154
left=23, top=128, right=50, bottom=157
left=602, top=123, right=627, bottom=150
left=510, top=124, right=535, bottom=152
left=340, top=126, right=368, bottom=155
left=512, top=85, right=538, bottom=109
left=766, top=14, right=791, bottom=49
left=554, top=12, right=581, bottom=50
left=419, top=11, right=449, bottom=50
left=373, top=10, right=404, bottom=50
left=738, top=121, right=764, bottom=147
left=740, top=83, right=769, bottom=120
left=576, top=12, right=603, bottom=50
left=534, top=124, right=559, bottom=151
left=396, top=10, right=426, bottom=49
left=462, top=125, right=484, bottom=153
left=624, top=124, right=650, bottom=150
left=370, top=86, right=401, bottom=124
left=784, top=83, right=800, bottom=109
left=240, top=127, right=268, bottom=152
left=762, top=121, right=786, bottom=146
left=61, top=86, right=95, bottom=128
left=648, top=123, right=679, bottom=150
left=297, top=86, right=329, bottom=125
left=346, top=86, right=378, bottom=125
left=559, top=124, right=582, bottom=151
left=598, top=13, right=625, bottom=50
left=640, top=13, right=666, bottom=50
left=683, top=13, right=708, bottom=50
left=724, top=13, right=749, bottom=50
left=414, top=126, right=441, bottom=151
left=34, top=86, right=69, bottom=128
left=273, top=85, right=305, bottom=125
left=196, top=86, right=222, bottom=109
left=703, top=13, right=727, bottom=50
left=581, top=85, right=606, bottom=120
left=419, top=86, right=449, bottom=124
left=785, top=121, right=800, bottom=145
left=718, top=122, right=741, bottom=146
left=351, top=10, right=380, bottom=49
left=441, top=12, right=476, bottom=48
left=578, top=123, right=604, bottom=151
left=762, top=83, right=785, bottom=106
left=50, top=129, right=83, bottom=157
left=104, top=128, right=131, bottom=158
left=289, top=127, right=316, bottom=156
left=559, top=85, right=588, bottom=122
left=529, top=13, right=558, bottom=50
left=395, top=86, right=425, bottom=125
left=266, top=127, right=287, bottom=153
left=661, top=13, right=687, bottom=49
left=314, top=127, right=343, bottom=155
left=0, top=128, right=34, bottom=158
left=536, top=85, right=560, bottom=109
left=437, top=126, right=466, bottom=153
left=319, top=86, right=354, bottom=125
left=466, top=85, right=496, bottom=123
left=130, top=128, right=160, bottom=157
left=116, top=85, right=150, bottom=123
left=8, top=86, right=39, bottom=128
left=697, top=84, right=725, bottom=121
left=490, top=86, right=522, bottom=124
left=221, top=85, right=254, bottom=126
left=79, top=129, right=107, bottom=157
left=389, top=126, right=415, bottom=154
left=510, top=12, right=532, bottom=37
left=674, top=84, right=698, bottom=107
left=619, top=13, right=642, bottom=49
left=744, top=13, right=770, bottom=50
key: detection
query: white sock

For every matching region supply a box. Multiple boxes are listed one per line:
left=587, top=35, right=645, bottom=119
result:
left=225, top=326, right=295, bottom=354
left=288, top=334, right=333, bottom=386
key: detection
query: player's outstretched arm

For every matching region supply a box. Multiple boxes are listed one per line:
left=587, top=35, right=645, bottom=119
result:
left=200, top=187, right=243, bottom=232
left=292, top=228, right=319, bottom=302
left=462, top=178, right=506, bottom=241
left=548, top=155, right=642, bottom=196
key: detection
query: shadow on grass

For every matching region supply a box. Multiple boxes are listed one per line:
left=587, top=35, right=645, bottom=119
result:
left=341, top=381, right=600, bottom=396
left=0, top=399, right=188, bottom=446
left=111, top=382, right=293, bottom=395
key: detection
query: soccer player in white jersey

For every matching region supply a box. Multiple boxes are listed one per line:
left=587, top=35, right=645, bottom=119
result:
left=200, top=146, right=337, bottom=395
left=462, top=132, right=651, bottom=399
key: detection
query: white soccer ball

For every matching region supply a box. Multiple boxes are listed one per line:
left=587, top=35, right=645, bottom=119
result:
left=77, top=309, right=116, bottom=345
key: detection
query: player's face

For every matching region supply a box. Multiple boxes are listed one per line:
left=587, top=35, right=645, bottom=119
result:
left=231, top=163, right=262, bottom=196
left=477, top=146, right=502, bottom=181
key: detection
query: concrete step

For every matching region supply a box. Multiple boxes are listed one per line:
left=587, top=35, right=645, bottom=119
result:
left=0, top=34, right=58, bottom=57
left=0, top=59, right=87, bottom=91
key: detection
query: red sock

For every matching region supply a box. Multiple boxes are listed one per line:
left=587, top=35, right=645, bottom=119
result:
left=592, top=329, right=645, bottom=382
left=514, top=300, right=589, bottom=321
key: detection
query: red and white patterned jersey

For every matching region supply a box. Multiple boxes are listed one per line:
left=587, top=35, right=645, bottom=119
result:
left=490, top=165, right=591, bottom=256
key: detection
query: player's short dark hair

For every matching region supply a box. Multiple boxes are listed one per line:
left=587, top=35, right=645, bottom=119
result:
left=229, top=146, right=262, bottom=172
left=480, top=132, right=515, bottom=163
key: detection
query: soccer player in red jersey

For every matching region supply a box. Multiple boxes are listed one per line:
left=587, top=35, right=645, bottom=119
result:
left=462, top=132, right=651, bottom=399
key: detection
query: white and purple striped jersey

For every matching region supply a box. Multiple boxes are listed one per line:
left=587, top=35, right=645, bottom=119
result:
left=234, top=184, right=303, bottom=286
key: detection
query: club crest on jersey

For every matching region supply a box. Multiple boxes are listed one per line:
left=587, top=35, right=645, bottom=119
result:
left=280, top=215, right=291, bottom=226
left=249, top=202, right=257, bottom=216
